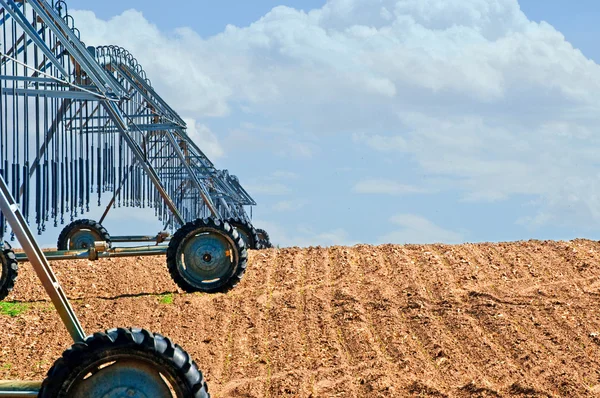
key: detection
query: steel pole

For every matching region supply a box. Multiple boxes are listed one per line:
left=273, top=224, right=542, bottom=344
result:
left=0, top=175, right=85, bottom=343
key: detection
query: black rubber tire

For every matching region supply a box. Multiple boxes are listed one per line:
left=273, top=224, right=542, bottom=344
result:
left=0, top=249, right=18, bottom=301
left=56, top=219, right=111, bottom=250
left=38, top=327, right=210, bottom=398
left=259, top=239, right=273, bottom=249
left=226, top=218, right=261, bottom=250
left=256, top=228, right=273, bottom=249
left=167, top=218, right=247, bottom=294
left=256, top=228, right=270, bottom=243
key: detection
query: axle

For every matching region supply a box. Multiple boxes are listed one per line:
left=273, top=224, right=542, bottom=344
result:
left=14, top=243, right=168, bottom=262
left=0, top=380, right=41, bottom=397
left=111, top=231, right=171, bottom=244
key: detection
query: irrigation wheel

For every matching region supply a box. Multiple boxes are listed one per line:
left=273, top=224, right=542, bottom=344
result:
left=56, top=219, right=111, bottom=250
left=167, top=218, right=247, bottom=293
left=38, top=328, right=209, bottom=398
left=225, top=218, right=261, bottom=250
left=256, top=228, right=273, bottom=249
left=0, top=248, right=18, bottom=301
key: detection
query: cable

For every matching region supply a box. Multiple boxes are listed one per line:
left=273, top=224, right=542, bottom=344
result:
left=0, top=51, right=120, bottom=102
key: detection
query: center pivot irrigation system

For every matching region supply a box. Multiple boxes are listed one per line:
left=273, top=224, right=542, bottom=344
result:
left=0, top=0, right=275, bottom=299
left=0, top=0, right=271, bottom=396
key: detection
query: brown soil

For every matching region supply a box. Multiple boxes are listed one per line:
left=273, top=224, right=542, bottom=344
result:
left=2, top=240, right=600, bottom=397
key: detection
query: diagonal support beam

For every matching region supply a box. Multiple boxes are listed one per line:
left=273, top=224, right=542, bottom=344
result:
left=0, top=0, right=69, bottom=78
left=0, top=175, right=85, bottom=343
left=103, top=101, right=185, bottom=226
left=163, top=130, right=218, bottom=218
left=27, top=0, right=123, bottom=95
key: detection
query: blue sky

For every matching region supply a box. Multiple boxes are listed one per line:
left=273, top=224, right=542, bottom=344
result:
left=520, top=0, right=600, bottom=59
left=66, top=0, right=326, bottom=35
left=29, top=0, right=600, bottom=247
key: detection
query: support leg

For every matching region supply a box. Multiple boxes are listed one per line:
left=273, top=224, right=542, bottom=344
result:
left=0, top=174, right=85, bottom=343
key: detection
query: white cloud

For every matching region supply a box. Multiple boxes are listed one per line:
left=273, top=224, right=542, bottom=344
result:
left=73, top=9, right=231, bottom=117
left=71, top=0, right=600, bottom=229
left=380, top=214, right=464, bottom=244
left=359, top=112, right=600, bottom=225
left=71, top=2, right=600, bottom=128
left=353, top=179, right=427, bottom=195
left=221, top=126, right=317, bottom=159
left=184, top=119, right=224, bottom=159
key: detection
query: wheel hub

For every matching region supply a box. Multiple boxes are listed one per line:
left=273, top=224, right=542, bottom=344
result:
left=69, top=229, right=101, bottom=250
left=70, top=359, right=173, bottom=398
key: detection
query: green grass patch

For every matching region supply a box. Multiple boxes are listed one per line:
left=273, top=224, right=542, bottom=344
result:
left=0, top=302, right=29, bottom=317
left=159, top=294, right=174, bottom=305
left=38, top=303, right=54, bottom=313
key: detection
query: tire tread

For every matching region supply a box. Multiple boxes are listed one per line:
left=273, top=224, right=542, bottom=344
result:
left=167, top=218, right=247, bottom=294
left=39, top=327, right=209, bottom=397
left=56, top=219, right=111, bottom=250
left=0, top=248, right=18, bottom=301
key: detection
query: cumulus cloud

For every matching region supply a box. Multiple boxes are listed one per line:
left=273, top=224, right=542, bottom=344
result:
left=71, top=1, right=600, bottom=128
left=74, top=9, right=231, bottom=117
left=71, top=0, right=600, bottom=232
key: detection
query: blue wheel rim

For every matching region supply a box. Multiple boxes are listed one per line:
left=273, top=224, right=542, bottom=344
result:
left=177, top=229, right=235, bottom=289
left=69, top=228, right=101, bottom=250
left=69, top=357, right=177, bottom=398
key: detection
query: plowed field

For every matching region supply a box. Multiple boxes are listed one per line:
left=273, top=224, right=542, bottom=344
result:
left=2, top=240, right=600, bottom=397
